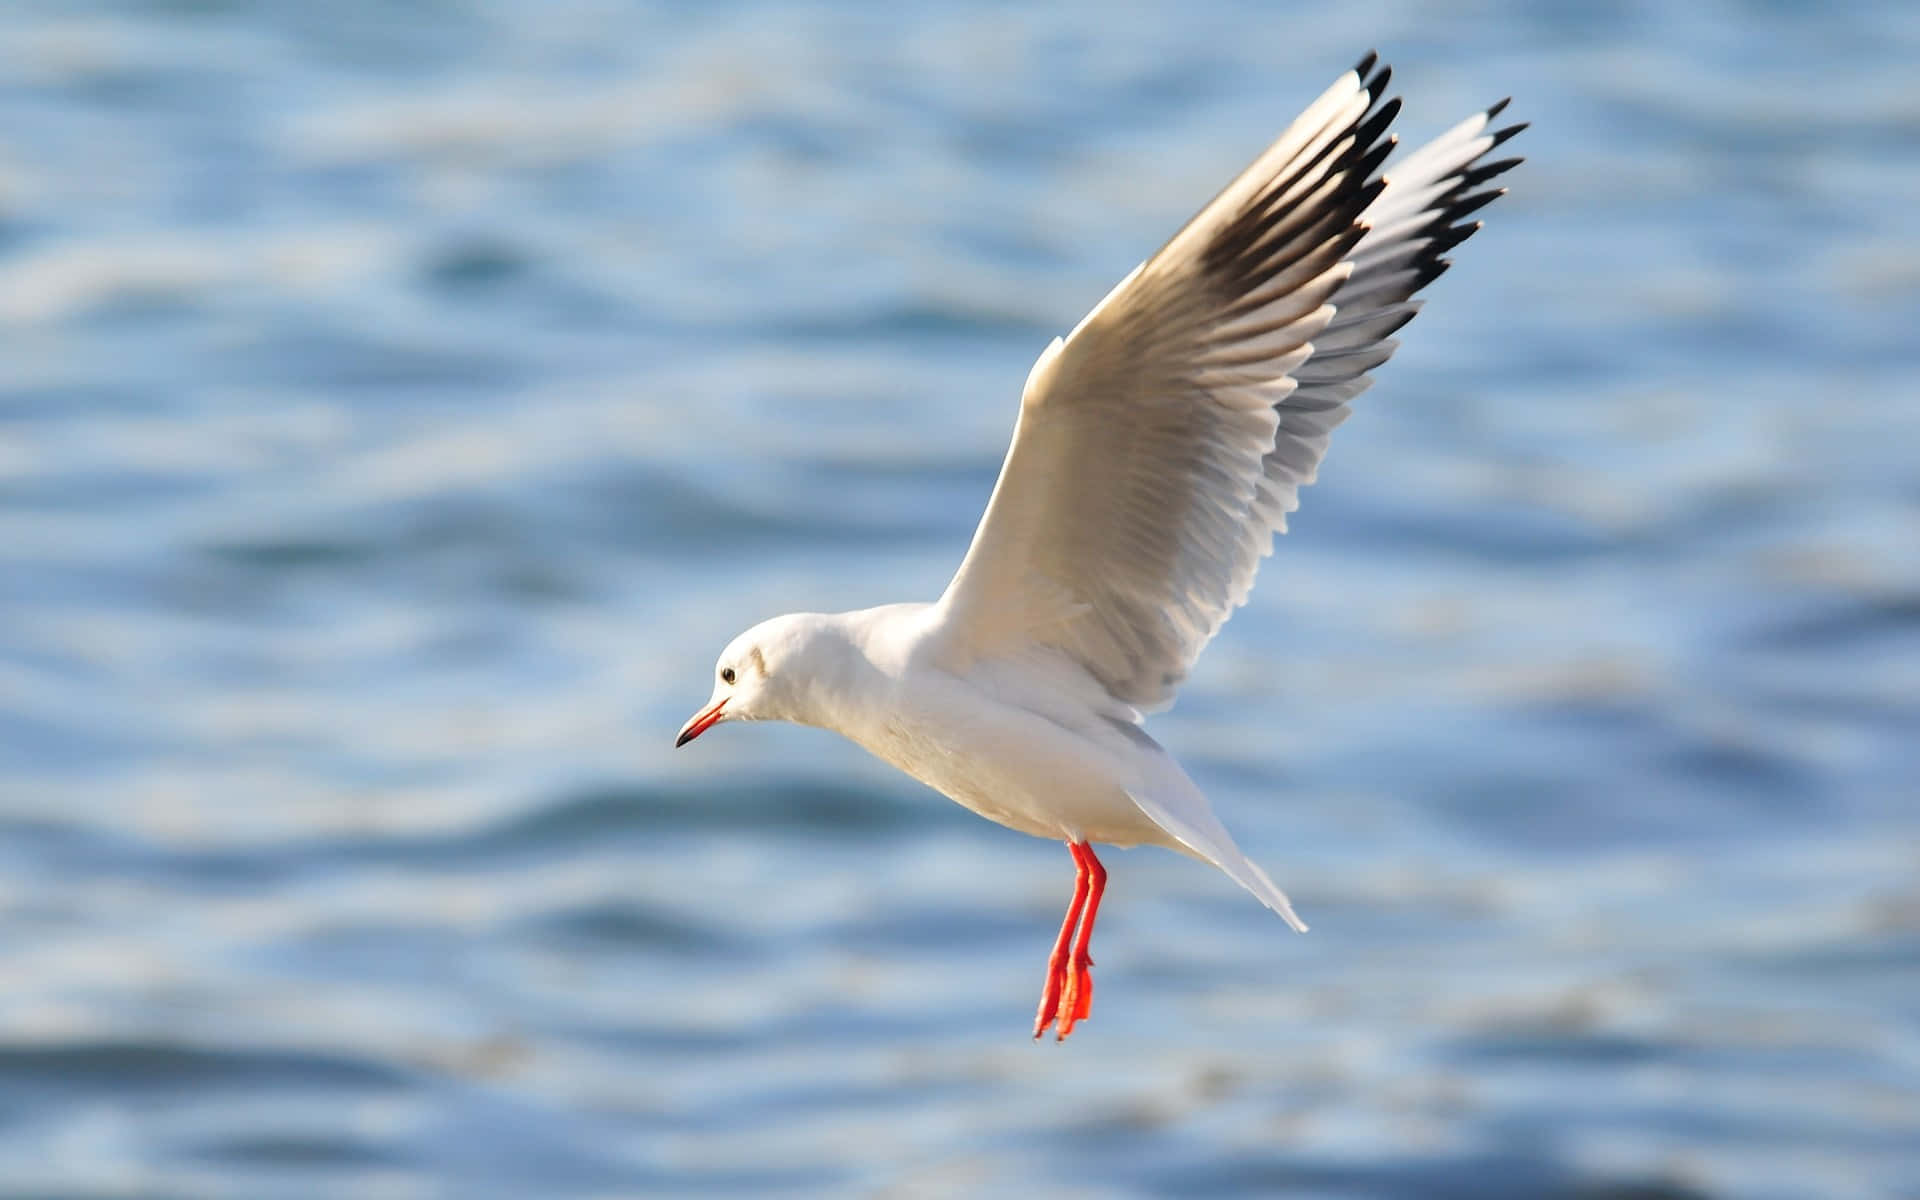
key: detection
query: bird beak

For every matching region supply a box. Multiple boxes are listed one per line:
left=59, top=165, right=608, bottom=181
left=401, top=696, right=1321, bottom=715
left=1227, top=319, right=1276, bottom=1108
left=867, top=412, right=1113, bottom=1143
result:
left=675, top=697, right=728, bottom=748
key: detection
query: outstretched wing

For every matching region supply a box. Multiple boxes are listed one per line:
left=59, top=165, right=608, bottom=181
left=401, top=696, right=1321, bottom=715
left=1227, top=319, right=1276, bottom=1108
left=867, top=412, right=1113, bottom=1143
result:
left=933, top=55, right=1522, bottom=711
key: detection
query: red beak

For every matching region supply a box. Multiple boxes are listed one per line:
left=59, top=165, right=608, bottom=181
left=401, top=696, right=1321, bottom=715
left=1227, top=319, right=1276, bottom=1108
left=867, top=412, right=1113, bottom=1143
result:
left=675, top=697, right=727, bottom=748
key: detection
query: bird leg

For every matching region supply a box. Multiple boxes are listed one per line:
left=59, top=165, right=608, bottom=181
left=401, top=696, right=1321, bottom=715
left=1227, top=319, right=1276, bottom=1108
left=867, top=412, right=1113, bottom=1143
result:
left=1033, top=842, right=1090, bottom=1039
left=1034, top=840, right=1107, bottom=1040
left=1055, top=842, right=1106, bottom=1039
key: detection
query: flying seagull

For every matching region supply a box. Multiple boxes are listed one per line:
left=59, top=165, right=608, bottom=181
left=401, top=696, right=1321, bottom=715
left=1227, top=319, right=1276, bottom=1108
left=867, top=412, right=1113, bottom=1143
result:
left=677, top=54, right=1522, bottom=1039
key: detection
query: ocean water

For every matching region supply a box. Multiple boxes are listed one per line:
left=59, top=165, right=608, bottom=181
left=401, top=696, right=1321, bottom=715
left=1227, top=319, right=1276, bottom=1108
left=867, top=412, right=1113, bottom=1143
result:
left=2, top=1, right=1917, bottom=1197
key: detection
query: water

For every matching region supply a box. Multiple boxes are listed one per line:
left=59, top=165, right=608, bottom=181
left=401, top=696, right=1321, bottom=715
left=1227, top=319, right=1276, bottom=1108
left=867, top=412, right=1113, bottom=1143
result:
left=2, top=2, right=1917, bottom=1196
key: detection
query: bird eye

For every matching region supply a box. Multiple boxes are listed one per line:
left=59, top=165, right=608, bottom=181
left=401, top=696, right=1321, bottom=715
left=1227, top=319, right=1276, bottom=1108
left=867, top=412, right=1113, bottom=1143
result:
left=720, top=667, right=736, bottom=685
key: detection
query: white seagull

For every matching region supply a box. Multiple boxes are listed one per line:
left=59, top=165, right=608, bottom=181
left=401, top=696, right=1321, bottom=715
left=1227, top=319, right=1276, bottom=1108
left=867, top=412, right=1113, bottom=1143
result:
left=678, top=54, right=1522, bottom=1039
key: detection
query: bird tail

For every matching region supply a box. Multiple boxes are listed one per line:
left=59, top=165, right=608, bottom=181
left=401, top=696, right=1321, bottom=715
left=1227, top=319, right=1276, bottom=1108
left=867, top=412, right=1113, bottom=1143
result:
left=1125, top=766, right=1308, bottom=933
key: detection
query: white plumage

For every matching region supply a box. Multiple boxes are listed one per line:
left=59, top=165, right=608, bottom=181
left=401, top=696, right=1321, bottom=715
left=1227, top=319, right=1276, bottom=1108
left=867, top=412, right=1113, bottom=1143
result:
left=678, top=54, right=1523, bottom=1038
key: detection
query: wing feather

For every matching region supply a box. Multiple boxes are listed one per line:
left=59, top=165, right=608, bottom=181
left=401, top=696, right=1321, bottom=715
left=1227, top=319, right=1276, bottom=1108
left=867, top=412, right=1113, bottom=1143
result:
left=935, top=58, right=1524, bottom=710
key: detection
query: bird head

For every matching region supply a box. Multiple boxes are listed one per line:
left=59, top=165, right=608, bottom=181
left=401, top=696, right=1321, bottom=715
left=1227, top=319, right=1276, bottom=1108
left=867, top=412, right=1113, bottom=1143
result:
left=674, top=612, right=833, bottom=746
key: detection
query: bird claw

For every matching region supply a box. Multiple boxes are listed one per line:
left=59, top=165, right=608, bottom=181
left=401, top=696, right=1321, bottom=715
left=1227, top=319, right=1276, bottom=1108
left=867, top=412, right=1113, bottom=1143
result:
left=1032, top=960, right=1067, bottom=1039
left=1036, top=953, right=1094, bottom=1040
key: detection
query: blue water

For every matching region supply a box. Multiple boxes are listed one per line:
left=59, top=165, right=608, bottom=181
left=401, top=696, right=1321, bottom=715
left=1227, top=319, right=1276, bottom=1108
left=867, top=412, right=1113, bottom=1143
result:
left=2, top=2, right=1917, bottom=1196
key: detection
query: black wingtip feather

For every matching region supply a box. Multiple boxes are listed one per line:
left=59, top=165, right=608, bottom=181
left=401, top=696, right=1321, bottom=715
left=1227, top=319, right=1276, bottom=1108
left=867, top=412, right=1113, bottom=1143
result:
left=1356, top=175, right=1390, bottom=215
left=1450, top=186, right=1506, bottom=220
left=1429, top=220, right=1482, bottom=255
left=1461, top=155, right=1524, bottom=189
left=1354, top=134, right=1397, bottom=183
left=1330, top=221, right=1370, bottom=262
left=1353, top=50, right=1379, bottom=79
left=1351, top=130, right=1397, bottom=180
left=1207, top=56, right=1516, bottom=332
left=1415, top=259, right=1452, bottom=291
left=1354, top=96, right=1402, bottom=151
left=1486, top=96, right=1512, bottom=120
left=1490, top=121, right=1528, bottom=150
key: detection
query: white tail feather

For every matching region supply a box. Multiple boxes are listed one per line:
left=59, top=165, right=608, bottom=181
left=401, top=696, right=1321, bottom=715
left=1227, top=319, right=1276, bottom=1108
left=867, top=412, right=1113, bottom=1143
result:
left=1124, top=762, right=1309, bottom=932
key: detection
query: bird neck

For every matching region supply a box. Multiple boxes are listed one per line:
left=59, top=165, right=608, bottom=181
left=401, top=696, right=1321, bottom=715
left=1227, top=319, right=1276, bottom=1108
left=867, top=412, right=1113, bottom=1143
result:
left=787, top=604, right=924, bottom=735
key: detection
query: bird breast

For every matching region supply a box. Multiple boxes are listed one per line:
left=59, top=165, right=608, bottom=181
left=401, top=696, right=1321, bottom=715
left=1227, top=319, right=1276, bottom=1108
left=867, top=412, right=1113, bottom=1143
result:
left=833, top=662, right=1175, bottom=848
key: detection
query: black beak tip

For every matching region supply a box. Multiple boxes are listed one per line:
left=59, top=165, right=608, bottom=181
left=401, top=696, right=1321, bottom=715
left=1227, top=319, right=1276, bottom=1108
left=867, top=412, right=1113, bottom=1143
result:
left=674, top=729, right=693, bottom=749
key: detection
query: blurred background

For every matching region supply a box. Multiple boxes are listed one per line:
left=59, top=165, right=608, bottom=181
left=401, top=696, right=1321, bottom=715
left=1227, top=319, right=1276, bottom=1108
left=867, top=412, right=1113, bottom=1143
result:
left=2, top=1, right=1916, bottom=1196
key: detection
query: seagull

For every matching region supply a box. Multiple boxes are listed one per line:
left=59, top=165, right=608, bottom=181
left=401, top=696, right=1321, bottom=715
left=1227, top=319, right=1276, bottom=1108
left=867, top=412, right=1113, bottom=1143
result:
left=677, top=53, right=1522, bottom=1040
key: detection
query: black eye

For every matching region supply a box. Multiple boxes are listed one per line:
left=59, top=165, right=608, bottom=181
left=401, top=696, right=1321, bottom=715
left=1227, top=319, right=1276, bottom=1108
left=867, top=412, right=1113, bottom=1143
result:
left=720, top=667, right=736, bottom=685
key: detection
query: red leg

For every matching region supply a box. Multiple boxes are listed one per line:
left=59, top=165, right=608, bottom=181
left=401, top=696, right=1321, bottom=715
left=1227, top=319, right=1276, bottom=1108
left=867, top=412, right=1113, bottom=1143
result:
left=1033, top=841, right=1091, bottom=1039
left=1055, top=843, right=1107, bottom=1040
